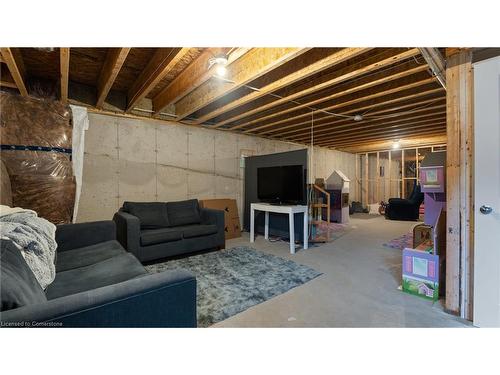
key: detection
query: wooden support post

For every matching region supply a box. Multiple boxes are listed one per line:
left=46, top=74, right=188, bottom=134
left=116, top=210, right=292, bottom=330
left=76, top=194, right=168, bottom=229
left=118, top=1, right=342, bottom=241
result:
left=376, top=152, right=380, bottom=202
left=401, top=149, right=405, bottom=198
left=60, top=48, right=70, bottom=104
left=445, top=48, right=474, bottom=318
left=388, top=151, right=392, bottom=200
left=364, top=153, right=369, bottom=206
left=355, top=155, right=360, bottom=202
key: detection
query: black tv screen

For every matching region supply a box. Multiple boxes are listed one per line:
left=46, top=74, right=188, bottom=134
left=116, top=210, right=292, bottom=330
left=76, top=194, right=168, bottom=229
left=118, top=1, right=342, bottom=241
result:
left=257, top=165, right=304, bottom=204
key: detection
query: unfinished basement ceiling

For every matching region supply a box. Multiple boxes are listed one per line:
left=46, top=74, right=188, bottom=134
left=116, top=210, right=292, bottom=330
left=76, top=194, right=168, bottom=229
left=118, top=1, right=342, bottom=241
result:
left=0, top=47, right=447, bottom=152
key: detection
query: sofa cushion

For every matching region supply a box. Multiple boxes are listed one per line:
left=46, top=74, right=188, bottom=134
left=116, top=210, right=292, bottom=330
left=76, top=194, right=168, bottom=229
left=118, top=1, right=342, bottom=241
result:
left=166, top=199, right=201, bottom=227
left=56, top=240, right=125, bottom=272
left=140, top=228, right=182, bottom=246
left=1, top=239, right=47, bottom=311
left=122, top=202, right=169, bottom=229
left=45, top=253, right=147, bottom=300
left=178, top=224, right=218, bottom=239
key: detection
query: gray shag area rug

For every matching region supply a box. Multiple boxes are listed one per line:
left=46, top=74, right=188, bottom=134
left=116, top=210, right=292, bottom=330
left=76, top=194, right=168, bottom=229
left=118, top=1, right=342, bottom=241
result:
left=145, top=246, right=321, bottom=327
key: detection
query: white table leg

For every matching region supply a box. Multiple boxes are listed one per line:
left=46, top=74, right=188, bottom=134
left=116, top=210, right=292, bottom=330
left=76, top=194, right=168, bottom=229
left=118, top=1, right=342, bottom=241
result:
left=303, top=210, right=308, bottom=250
left=289, top=212, right=295, bottom=254
left=264, top=211, right=269, bottom=240
left=250, top=207, right=255, bottom=243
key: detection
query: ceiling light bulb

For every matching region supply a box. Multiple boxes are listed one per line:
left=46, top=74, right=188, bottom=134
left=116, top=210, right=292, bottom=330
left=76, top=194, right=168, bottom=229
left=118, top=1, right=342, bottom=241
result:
left=214, top=56, right=228, bottom=65
left=216, top=65, right=227, bottom=77
left=392, top=140, right=401, bottom=149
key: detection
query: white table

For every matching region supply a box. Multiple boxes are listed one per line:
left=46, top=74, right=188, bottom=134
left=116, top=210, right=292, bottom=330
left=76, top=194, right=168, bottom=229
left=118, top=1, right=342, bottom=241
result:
left=250, top=202, right=308, bottom=254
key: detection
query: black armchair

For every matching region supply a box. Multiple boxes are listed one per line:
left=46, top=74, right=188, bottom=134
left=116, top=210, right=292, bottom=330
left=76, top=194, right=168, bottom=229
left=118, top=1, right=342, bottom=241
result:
left=385, top=183, right=424, bottom=221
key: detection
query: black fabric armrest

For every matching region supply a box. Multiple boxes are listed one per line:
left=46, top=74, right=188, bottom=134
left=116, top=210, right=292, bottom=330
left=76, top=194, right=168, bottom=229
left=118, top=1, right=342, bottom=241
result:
left=0, top=269, right=197, bottom=328
left=200, top=208, right=225, bottom=247
left=113, top=211, right=140, bottom=254
left=56, top=221, right=116, bottom=252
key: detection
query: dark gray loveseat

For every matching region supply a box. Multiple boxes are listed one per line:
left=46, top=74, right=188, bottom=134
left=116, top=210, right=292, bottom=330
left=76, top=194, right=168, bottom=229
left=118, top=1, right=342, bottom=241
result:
left=113, top=199, right=225, bottom=263
left=0, top=221, right=197, bottom=327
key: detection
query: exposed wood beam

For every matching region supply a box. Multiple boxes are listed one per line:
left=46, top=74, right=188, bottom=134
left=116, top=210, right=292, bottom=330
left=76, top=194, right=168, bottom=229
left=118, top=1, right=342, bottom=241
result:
left=310, top=117, right=446, bottom=147
left=60, top=48, right=70, bottom=104
left=313, top=116, right=446, bottom=146
left=244, top=76, right=439, bottom=134
left=0, top=68, right=18, bottom=88
left=419, top=48, right=446, bottom=89
left=96, top=48, right=130, bottom=109
left=288, top=105, right=446, bottom=142
left=126, top=47, right=191, bottom=112
left=316, top=125, right=446, bottom=149
left=0, top=47, right=28, bottom=96
left=239, top=67, right=432, bottom=133
left=0, top=80, right=18, bottom=88
left=174, top=48, right=311, bottom=121
left=330, top=127, right=447, bottom=149
left=262, top=88, right=445, bottom=137
left=267, top=94, right=445, bottom=137
left=445, top=48, right=474, bottom=317
left=337, top=134, right=447, bottom=153
left=321, top=127, right=446, bottom=148
left=194, top=47, right=371, bottom=125
left=219, top=48, right=423, bottom=130
left=152, top=47, right=239, bottom=115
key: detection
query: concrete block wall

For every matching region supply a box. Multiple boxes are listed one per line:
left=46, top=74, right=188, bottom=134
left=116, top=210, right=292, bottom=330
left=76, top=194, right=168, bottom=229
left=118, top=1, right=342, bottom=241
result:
left=77, top=113, right=357, bottom=223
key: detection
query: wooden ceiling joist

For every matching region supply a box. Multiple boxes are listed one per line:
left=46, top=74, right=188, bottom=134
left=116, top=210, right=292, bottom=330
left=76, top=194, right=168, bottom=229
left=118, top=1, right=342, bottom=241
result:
left=3, top=47, right=448, bottom=152
left=193, top=47, right=371, bottom=126
left=325, top=123, right=446, bottom=144
left=0, top=47, right=28, bottom=96
left=173, top=47, right=311, bottom=121
left=152, top=47, right=240, bottom=116
left=287, top=105, right=446, bottom=142
left=126, top=47, right=191, bottom=112
left=265, top=93, right=445, bottom=137
left=239, top=67, right=432, bottom=134
left=338, top=134, right=448, bottom=153
left=96, top=48, right=131, bottom=109
left=311, top=115, right=446, bottom=146
left=0, top=68, right=18, bottom=88
left=289, top=116, right=446, bottom=147
left=317, top=127, right=447, bottom=150
left=0, top=80, right=18, bottom=88
left=244, top=76, right=440, bottom=134
left=322, top=127, right=446, bottom=148
left=60, top=48, right=70, bottom=104
left=217, top=48, right=423, bottom=130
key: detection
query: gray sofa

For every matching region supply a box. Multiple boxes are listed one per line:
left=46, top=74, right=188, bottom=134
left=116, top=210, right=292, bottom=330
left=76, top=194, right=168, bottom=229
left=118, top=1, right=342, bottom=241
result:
left=113, top=199, right=225, bottom=263
left=0, top=221, right=197, bottom=327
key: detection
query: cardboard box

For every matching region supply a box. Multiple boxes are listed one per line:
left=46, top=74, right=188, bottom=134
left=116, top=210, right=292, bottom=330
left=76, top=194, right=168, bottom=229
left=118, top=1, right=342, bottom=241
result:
left=226, top=217, right=241, bottom=240
left=199, top=199, right=241, bottom=239
left=200, top=199, right=238, bottom=218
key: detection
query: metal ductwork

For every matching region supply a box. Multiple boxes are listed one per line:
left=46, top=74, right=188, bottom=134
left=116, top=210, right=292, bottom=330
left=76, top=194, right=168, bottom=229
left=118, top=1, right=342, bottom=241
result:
left=418, top=48, right=446, bottom=90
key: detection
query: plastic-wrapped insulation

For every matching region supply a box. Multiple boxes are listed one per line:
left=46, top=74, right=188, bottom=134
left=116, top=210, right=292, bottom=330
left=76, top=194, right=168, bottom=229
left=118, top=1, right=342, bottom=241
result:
left=0, top=92, right=76, bottom=224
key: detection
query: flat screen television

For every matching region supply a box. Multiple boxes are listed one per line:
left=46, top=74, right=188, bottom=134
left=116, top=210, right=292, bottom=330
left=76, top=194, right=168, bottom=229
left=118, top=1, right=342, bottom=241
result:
left=257, top=165, right=304, bottom=204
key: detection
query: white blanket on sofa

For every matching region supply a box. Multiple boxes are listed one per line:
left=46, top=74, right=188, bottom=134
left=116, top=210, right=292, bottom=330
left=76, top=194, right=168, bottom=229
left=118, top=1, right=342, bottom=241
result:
left=0, top=205, right=57, bottom=289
